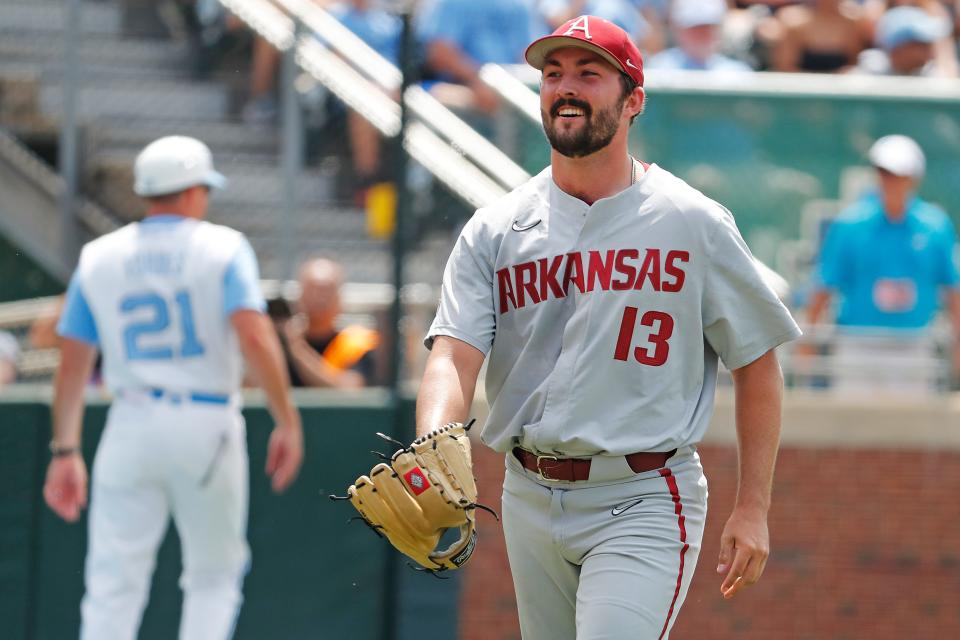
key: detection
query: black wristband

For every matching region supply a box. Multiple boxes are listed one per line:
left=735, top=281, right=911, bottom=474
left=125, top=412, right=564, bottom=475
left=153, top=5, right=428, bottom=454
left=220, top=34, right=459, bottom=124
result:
left=49, top=443, right=80, bottom=457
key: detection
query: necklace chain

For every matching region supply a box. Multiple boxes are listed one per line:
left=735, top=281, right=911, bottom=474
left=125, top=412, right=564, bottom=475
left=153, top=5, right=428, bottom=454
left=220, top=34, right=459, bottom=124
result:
left=630, top=156, right=636, bottom=186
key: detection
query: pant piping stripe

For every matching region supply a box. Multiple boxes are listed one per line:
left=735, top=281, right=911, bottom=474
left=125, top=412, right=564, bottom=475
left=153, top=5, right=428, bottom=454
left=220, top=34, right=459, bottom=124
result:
left=658, top=468, right=689, bottom=640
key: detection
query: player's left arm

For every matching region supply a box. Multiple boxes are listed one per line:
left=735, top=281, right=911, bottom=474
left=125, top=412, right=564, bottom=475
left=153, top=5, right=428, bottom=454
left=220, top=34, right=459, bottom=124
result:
left=225, top=238, right=303, bottom=493
left=946, top=288, right=960, bottom=382
left=718, top=348, right=784, bottom=600
left=43, top=337, right=98, bottom=522
left=232, top=309, right=304, bottom=493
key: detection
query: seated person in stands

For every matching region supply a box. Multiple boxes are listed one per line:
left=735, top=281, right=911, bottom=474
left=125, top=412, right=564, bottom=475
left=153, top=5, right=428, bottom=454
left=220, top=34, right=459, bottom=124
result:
left=646, top=0, right=754, bottom=72
left=855, top=6, right=955, bottom=76
left=538, top=0, right=656, bottom=52
left=327, top=0, right=403, bottom=201
left=280, top=257, right=379, bottom=388
left=417, top=0, right=541, bottom=115
left=770, top=0, right=870, bottom=73
left=0, top=330, right=18, bottom=388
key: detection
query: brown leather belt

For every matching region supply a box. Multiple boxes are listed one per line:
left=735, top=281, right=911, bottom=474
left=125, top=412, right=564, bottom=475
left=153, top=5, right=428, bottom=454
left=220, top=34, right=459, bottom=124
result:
left=512, top=447, right=676, bottom=482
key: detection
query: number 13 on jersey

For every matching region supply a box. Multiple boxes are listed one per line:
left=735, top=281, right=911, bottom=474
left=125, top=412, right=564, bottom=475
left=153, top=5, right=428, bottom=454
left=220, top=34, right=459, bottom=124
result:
left=613, top=306, right=674, bottom=366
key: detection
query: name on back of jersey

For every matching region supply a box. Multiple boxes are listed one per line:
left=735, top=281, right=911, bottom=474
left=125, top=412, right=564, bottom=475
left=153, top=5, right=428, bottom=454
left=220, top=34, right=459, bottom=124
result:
left=124, top=251, right=185, bottom=277
left=496, top=248, right=689, bottom=314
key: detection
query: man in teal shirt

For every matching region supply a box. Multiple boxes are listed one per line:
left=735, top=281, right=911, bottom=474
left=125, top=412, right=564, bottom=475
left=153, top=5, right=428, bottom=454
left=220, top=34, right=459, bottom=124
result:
left=806, top=135, right=960, bottom=391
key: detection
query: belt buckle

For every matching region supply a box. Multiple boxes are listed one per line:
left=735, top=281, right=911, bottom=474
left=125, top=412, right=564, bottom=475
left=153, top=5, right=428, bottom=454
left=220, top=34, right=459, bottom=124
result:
left=535, top=455, right=560, bottom=481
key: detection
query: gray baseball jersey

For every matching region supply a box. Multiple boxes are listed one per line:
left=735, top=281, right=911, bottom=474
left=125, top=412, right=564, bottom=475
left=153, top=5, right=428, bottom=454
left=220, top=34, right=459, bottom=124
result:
left=427, top=164, right=801, bottom=456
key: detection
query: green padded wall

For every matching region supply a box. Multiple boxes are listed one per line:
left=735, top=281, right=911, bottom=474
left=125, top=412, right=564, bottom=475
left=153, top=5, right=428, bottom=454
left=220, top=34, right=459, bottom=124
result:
left=517, top=88, right=960, bottom=267
left=0, top=393, right=459, bottom=640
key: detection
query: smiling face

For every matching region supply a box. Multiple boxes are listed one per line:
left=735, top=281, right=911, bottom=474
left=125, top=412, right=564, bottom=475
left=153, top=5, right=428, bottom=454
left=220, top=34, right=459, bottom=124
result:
left=539, top=47, right=642, bottom=158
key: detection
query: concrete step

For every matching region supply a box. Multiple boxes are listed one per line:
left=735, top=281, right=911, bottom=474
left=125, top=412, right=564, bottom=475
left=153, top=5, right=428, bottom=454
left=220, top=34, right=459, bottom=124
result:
left=255, top=243, right=445, bottom=285
left=87, top=118, right=279, bottom=158
left=0, top=62, right=189, bottom=85
left=208, top=169, right=337, bottom=208
left=250, top=231, right=453, bottom=278
left=40, top=80, right=231, bottom=121
left=84, top=152, right=340, bottom=221
left=0, top=1, right=122, bottom=37
left=0, top=36, right=189, bottom=73
left=210, top=204, right=367, bottom=237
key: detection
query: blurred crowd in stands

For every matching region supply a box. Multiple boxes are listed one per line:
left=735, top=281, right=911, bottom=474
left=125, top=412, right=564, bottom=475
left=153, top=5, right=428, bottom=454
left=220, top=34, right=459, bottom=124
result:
left=173, top=0, right=960, bottom=201
left=2, top=0, right=958, bottom=395
left=185, top=0, right=960, bottom=115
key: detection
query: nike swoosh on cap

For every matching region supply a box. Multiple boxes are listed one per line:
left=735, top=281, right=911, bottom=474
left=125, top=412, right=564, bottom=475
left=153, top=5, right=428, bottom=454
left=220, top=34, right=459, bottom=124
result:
left=511, top=219, right=542, bottom=232
left=626, top=58, right=640, bottom=70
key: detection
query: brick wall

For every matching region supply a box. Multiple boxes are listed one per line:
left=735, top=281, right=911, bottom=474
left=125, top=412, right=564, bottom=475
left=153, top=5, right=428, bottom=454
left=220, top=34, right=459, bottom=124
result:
left=460, top=444, right=960, bottom=640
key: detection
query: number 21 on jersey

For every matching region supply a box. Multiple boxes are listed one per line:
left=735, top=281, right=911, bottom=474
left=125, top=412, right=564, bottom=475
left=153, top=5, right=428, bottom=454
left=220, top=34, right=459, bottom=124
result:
left=120, top=290, right=205, bottom=360
left=613, top=306, right=674, bottom=366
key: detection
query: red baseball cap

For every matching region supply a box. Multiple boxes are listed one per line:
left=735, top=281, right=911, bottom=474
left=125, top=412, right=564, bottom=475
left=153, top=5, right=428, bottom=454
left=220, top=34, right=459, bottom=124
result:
left=525, top=15, right=644, bottom=87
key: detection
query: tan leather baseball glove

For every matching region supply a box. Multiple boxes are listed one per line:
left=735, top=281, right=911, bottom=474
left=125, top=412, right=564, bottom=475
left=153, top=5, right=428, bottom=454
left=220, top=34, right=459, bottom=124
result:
left=338, top=421, right=493, bottom=572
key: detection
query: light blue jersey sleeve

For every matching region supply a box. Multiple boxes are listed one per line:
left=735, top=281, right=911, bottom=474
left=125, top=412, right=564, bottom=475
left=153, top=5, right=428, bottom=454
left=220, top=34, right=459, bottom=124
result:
left=223, top=238, right=267, bottom=317
left=57, top=275, right=100, bottom=346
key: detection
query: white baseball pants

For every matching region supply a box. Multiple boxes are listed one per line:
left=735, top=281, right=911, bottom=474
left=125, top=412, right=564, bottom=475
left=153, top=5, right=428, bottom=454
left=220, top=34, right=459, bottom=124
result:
left=80, top=397, right=250, bottom=640
left=501, top=446, right=708, bottom=640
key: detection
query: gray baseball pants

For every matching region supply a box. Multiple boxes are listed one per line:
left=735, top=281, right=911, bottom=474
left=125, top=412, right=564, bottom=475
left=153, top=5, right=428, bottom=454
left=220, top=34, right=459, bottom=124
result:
left=501, top=446, right=708, bottom=640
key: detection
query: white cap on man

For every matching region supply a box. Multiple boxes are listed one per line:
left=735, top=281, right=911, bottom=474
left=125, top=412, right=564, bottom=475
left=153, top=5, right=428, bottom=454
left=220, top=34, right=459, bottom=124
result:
left=133, top=135, right=228, bottom=197
left=671, top=0, right=727, bottom=29
left=876, top=7, right=949, bottom=51
left=868, top=134, right=926, bottom=178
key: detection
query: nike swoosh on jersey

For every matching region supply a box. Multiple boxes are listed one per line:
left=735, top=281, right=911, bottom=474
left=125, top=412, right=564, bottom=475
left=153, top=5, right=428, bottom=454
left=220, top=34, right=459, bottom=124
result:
left=511, top=219, right=542, bottom=232
left=611, top=498, right=644, bottom=516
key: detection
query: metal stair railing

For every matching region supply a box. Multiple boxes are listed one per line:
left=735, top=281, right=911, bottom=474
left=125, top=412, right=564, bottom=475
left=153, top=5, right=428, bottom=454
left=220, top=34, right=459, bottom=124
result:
left=219, top=0, right=528, bottom=208
left=478, top=62, right=541, bottom=124
left=0, top=127, right=117, bottom=282
left=276, top=0, right=531, bottom=191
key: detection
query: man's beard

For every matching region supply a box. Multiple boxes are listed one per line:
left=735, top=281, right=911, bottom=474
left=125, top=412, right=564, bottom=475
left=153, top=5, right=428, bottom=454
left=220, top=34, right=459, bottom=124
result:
left=542, top=96, right=623, bottom=158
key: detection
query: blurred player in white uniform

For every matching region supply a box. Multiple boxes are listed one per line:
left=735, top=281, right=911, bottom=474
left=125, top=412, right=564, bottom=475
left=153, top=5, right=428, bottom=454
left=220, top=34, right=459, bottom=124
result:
left=416, top=16, right=801, bottom=639
left=43, top=136, right=304, bottom=640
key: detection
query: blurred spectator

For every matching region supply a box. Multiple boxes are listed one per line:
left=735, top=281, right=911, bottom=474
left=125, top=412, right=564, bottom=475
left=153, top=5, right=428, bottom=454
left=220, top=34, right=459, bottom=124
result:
left=328, top=0, right=403, bottom=200
left=770, top=0, right=870, bottom=73
left=179, top=1, right=276, bottom=114
left=281, top=258, right=380, bottom=388
left=417, top=0, right=538, bottom=115
left=855, top=6, right=955, bottom=75
left=803, top=135, right=960, bottom=392
left=881, top=0, right=960, bottom=74
left=538, top=0, right=652, bottom=46
left=647, top=0, right=754, bottom=71
left=735, top=0, right=804, bottom=6
left=242, top=34, right=282, bottom=124
left=0, top=330, right=18, bottom=388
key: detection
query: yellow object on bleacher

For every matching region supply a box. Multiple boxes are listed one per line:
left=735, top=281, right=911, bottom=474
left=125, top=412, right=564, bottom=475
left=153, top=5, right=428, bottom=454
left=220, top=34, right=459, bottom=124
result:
left=366, top=182, right=397, bottom=239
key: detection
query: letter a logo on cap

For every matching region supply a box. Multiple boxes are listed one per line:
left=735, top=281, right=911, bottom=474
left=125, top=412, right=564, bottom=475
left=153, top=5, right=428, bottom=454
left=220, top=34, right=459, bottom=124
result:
left=563, top=15, right=592, bottom=40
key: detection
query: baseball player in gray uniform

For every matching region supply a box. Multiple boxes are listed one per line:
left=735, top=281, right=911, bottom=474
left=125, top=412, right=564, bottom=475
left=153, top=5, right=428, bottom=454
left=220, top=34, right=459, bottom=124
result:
left=416, top=16, right=801, bottom=640
left=43, top=136, right=304, bottom=640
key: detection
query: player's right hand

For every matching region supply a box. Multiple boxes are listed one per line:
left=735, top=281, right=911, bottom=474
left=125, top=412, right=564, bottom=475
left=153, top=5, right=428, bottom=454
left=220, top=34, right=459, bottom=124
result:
left=717, top=505, right=770, bottom=600
left=43, top=454, right=88, bottom=522
left=266, top=423, right=304, bottom=494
